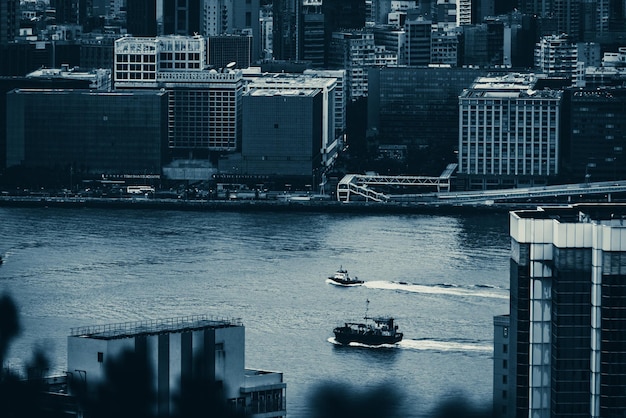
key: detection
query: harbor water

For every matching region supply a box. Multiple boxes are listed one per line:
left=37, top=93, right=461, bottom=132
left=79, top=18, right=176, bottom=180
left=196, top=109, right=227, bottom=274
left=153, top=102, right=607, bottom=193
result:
left=0, top=207, right=511, bottom=417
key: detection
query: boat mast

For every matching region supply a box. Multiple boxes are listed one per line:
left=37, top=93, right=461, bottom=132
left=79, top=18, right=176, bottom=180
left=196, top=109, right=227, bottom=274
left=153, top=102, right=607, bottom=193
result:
left=364, top=299, right=370, bottom=320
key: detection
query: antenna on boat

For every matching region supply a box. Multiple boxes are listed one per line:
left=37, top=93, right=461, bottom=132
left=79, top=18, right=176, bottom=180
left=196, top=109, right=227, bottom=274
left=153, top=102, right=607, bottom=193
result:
left=365, top=299, right=370, bottom=320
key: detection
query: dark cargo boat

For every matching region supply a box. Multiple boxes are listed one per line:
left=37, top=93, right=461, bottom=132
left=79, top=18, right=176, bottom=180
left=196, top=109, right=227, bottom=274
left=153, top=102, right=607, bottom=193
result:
left=333, top=300, right=403, bottom=346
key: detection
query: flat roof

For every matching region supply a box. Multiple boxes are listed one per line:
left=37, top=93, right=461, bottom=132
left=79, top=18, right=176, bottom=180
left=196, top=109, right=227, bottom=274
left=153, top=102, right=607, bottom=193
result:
left=70, top=314, right=243, bottom=340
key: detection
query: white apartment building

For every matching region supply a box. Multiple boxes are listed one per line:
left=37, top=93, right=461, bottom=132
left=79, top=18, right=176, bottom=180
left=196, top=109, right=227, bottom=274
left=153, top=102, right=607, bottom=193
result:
left=458, top=73, right=562, bottom=189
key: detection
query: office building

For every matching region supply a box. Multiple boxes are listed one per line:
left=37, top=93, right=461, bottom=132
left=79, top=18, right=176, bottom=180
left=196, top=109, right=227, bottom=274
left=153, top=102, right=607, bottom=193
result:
left=67, top=314, right=286, bottom=417
left=562, top=87, right=626, bottom=182
left=6, top=89, right=168, bottom=177
left=368, top=66, right=483, bottom=175
left=207, top=35, right=252, bottom=69
left=0, top=0, right=18, bottom=45
left=328, top=30, right=375, bottom=101
left=458, top=73, right=562, bottom=189
left=300, top=0, right=325, bottom=68
left=244, top=72, right=338, bottom=168
left=126, top=0, right=158, bottom=36
left=114, top=36, right=243, bottom=155
left=239, top=87, right=323, bottom=178
left=272, top=0, right=300, bottom=61
left=508, top=203, right=626, bottom=418
left=405, top=17, right=432, bottom=66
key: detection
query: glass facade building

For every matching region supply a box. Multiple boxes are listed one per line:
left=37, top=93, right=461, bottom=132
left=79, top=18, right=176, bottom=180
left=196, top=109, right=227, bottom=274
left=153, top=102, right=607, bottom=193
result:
left=6, top=89, right=168, bottom=175
left=509, top=204, right=626, bottom=418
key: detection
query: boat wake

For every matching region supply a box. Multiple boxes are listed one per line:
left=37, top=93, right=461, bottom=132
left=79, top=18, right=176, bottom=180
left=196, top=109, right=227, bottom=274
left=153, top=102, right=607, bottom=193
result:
left=327, top=337, right=400, bottom=349
left=363, top=280, right=508, bottom=299
left=398, top=338, right=493, bottom=354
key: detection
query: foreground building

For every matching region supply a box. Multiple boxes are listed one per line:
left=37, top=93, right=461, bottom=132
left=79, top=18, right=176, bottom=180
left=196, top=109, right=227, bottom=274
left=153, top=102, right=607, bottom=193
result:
left=507, top=204, right=626, bottom=418
left=68, top=315, right=286, bottom=417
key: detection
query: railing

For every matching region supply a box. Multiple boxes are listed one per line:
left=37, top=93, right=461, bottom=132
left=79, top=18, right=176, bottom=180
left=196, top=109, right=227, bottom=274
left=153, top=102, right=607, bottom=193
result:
left=70, top=314, right=243, bottom=338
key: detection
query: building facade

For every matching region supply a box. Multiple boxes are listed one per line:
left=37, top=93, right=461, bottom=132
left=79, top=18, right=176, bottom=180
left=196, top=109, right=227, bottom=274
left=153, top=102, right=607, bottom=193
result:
left=114, top=36, right=243, bottom=156
left=6, top=89, right=168, bottom=176
left=328, top=30, right=375, bottom=101
left=67, top=315, right=286, bottom=417
left=508, top=204, right=626, bottom=418
left=239, top=87, right=323, bottom=178
left=458, top=73, right=562, bottom=189
left=244, top=71, right=338, bottom=168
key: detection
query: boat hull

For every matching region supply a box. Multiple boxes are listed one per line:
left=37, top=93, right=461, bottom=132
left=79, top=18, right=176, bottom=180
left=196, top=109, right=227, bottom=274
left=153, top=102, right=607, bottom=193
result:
left=333, top=327, right=403, bottom=346
left=328, top=278, right=364, bottom=286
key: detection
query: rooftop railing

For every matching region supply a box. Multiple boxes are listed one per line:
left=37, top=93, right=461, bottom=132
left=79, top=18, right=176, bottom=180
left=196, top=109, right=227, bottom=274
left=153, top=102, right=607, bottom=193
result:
left=70, top=314, right=243, bottom=339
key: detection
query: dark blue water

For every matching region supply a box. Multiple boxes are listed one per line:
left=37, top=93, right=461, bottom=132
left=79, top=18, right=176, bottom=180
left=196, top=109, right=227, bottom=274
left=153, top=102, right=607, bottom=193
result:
left=0, top=207, right=511, bottom=417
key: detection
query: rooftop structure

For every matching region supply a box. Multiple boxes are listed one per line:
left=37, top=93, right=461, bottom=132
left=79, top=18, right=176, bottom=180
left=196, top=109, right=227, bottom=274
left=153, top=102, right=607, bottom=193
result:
left=70, top=314, right=243, bottom=340
left=27, top=65, right=111, bottom=90
left=68, top=313, right=286, bottom=418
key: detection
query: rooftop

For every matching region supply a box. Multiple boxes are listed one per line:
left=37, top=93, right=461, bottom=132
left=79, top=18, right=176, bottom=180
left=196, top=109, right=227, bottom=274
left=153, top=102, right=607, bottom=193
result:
left=70, top=314, right=243, bottom=340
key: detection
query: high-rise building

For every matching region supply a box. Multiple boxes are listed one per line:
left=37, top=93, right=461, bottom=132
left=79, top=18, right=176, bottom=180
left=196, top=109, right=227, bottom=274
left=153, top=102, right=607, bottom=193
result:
left=328, top=30, right=375, bottom=101
left=67, top=315, right=286, bottom=417
left=405, top=17, right=432, bottom=66
left=561, top=87, right=626, bottom=183
left=114, top=36, right=243, bottom=156
left=368, top=66, right=483, bottom=174
left=126, top=0, right=158, bottom=36
left=300, top=0, right=325, bottom=68
left=458, top=73, right=562, bottom=189
left=535, top=33, right=579, bottom=85
left=508, top=203, right=626, bottom=418
left=0, top=0, right=18, bottom=45
left=272, top=0, right=300, bottom=61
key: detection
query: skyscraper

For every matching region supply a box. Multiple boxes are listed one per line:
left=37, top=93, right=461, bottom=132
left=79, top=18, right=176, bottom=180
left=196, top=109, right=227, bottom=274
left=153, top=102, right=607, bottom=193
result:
left=509, top=203, right=626, bottom=417
left=0, top=0, right=18, bottom=45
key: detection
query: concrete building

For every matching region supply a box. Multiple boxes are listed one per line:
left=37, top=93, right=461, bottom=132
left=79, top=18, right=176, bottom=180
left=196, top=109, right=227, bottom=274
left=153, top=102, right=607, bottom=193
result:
left=534, top=34, right=579, bottom=86
left=304, top=68, right=347, bottom=140
left=6, top=89, right=168, bottom=178
left=458, top=73, right=562, bottom=189
left=114, top=36, right=244, bottom=158
left=67, top=314, right=286, bottom=417
left=508, top=203, right=626, bottom=418
left=328, top=30, right=375, bottom=101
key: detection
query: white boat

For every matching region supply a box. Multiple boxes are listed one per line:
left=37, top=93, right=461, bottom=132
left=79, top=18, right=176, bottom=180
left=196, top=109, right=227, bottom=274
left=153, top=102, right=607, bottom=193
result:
left=327, top=266, right=364, bottom=286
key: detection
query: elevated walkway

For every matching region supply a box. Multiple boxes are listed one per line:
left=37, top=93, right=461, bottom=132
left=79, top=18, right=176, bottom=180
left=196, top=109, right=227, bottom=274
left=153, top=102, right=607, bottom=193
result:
left=337, top=164, right=457, bottom=202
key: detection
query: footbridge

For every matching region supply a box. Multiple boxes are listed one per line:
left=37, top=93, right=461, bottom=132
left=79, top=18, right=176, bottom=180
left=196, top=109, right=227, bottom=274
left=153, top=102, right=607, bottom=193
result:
left=337, top=163, right=457, bottom=202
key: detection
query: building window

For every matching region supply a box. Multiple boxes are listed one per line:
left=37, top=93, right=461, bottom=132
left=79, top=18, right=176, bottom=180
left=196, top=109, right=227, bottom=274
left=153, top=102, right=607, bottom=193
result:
left=502, top=390, right=507, bottom=399
left=503, top=359, right=507, bottom=369
left=503, top=375, right=507, bottom=384
left=503, top=344, right=508, bottom=353
left=97, top=352, right=104, bottom=363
